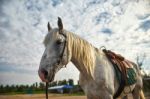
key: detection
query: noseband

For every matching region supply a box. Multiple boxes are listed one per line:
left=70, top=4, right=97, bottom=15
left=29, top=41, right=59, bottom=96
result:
left=45, top=30, right=67, bottom=99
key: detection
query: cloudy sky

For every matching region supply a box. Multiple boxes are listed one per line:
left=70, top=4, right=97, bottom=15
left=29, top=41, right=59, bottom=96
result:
left=0, top=0, right=150, bottom=85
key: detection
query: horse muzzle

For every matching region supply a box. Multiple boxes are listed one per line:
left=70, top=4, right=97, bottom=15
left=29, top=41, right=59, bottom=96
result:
left=38, top=68, right=54, bottom=82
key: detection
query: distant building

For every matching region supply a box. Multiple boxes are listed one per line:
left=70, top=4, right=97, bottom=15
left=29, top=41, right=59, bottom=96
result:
left=48, top=85, right=73, bottom=94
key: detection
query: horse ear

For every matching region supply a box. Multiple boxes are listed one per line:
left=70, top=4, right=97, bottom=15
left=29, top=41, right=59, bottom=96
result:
left=58, top=17, right=63, bottom=31
left=47, top=22, right=51, bottom=31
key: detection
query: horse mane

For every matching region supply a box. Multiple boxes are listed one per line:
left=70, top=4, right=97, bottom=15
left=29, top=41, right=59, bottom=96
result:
left=66, top=31, right=96, bottom=76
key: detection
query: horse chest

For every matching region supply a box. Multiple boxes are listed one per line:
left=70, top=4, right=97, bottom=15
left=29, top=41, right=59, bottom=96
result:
left=79, top=74, right=114, bottom=97
left=79, top=79, right=101, bottom=96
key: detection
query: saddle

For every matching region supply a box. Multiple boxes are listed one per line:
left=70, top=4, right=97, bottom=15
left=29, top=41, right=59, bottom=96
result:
left=103, top=49, right=137, bottom=98
left=103, top=49, right=135, bottom=80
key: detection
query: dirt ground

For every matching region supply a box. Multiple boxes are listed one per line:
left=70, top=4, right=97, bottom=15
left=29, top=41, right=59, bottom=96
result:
left=0, top=94, right=149, bottom=99
left=0, top=94, right=86, bottom=99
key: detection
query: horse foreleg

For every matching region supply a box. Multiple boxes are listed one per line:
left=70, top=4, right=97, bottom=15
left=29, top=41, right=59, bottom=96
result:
left=100, top=90, right=113, bottom=99
left=86, top=92, right=113, bottom=99
left=87, top=95, right=92, bottom=99
left=140, top=90, right=145, bottom=99
left=132, top=86, right=146, bottom=99
left=86, top=94, right=99, bottom=99
left=122, top=95, right=128, bottom=99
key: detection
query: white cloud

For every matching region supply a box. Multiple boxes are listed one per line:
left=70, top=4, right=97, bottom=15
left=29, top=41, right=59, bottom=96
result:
left=0, top=0, right=150, bottom=85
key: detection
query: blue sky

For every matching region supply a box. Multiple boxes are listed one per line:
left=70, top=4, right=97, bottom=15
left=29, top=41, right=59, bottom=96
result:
left=0, top=0, right=150, bottom=85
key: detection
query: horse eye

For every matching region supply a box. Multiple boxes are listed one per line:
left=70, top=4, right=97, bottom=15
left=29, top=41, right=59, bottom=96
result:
left=56, top=40, right=62, bottom=45
left=43, top=54, right=47, bottom=59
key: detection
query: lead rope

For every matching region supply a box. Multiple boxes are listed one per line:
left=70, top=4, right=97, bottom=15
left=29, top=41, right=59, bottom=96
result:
left=46, top=82, right=48, bottom=99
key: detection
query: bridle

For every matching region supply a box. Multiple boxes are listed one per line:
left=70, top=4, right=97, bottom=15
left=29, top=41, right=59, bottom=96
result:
left=45, top=29, right=68, bottom=99
left=58, top=30, right=67, bottom=65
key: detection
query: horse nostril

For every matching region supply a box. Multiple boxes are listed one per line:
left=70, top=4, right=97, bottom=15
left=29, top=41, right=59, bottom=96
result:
left=41, top=69, right=48, bottom=79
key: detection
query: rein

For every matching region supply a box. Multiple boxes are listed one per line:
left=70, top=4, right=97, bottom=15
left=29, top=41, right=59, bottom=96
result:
left=46, top=82, right=48, bottom=99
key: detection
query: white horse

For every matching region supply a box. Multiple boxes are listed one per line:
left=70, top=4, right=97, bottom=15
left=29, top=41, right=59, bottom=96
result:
left=38, top=17, right=145, bottom=99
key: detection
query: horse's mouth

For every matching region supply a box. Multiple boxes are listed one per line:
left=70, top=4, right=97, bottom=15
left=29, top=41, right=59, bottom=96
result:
left=47, top=72, right=55, bottom=82
left=38, top=69, right=55, bottom=83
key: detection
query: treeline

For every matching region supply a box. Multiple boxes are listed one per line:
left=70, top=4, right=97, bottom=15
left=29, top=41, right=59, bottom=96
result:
left=143, top=75, right=150, bottom=92
left=48, top=79, right=74, bottom=87
left=0, top=82, right=45, bottom=94
left=0, top=79, right=80, bottom=94
left=0, top=77, right=149, bottom=95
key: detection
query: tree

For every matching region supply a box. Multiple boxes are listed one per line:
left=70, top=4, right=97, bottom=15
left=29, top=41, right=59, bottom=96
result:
left=68, top=79, right=74, bottom=86
left=49, top=81, right=57, bottom=87
left=136, top=53, right=146, bottom=70
left=35, top=82, right=38, bottom=88
left=61, top=80, right=67, bottom=85
left=0, top=85, right=4, bottom=93
left=58, top=80, right=67, bottom=85
left=39, top=82, right=45, bottom=89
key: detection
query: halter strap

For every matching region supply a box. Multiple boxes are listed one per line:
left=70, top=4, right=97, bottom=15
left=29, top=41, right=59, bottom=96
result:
left=59, top=31, right=67, bottom=61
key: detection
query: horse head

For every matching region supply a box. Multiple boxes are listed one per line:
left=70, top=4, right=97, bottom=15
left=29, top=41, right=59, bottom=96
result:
left=38, top=17, right=71, bottom=82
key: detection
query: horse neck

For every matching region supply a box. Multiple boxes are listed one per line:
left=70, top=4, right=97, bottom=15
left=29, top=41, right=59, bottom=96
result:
left=67, top=32, right=96, bottom=79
